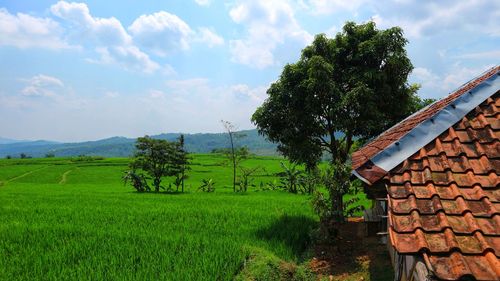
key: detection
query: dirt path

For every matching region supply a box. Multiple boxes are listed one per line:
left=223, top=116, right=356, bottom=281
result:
left=1, top=166, right=50, bottom=186
left=59, top=169, right=74, bottom=184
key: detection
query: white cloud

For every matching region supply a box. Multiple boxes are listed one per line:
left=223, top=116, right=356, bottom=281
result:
left=0, top=77, right=267, bottom=141
left=440, top=64, right=495, bottom=92
left=51, top=1, right=131, bottom=46
left=51, top=1, right=158, bottom=73
left=306, top=0, right=367, bottom=15
left=196, top=27, right=224, bottom=47
left=411, top=67, right=441, bottom=98
left=454, top=50, right=500, bottom=60
left=195, top=0, right=211, bottom=7
left=128, top=11, right=193, bottom=56
left=94, top=46, right=160, bottom=73
left=149, top=89, right=166, bottom=99
left=21, top=74, right=64, bottom=97
left=158, top=78, right=267, bottom=130
left=411, top=64, right=495, bottom=99
left=0, top=8, right=69, bottom=49
left=104, top=91, right=119, bottom=98
left=228, top=0, right=312, bottom=68
left=300, top=0, right=499, bottom=39
left=371, top=0, right=500, bottom=38
left=129, top=11, right=224, bottom=54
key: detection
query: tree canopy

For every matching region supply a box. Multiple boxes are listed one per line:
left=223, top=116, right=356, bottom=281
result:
left=128, top=136, right=189, bottom=193
left=252, top=21, right=420, bottom=166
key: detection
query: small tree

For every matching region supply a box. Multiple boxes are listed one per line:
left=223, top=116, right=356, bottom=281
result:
left=172, top=134, right=190, bottom=192
left=5, top=155, right=11, bottom=159
left=123, top=169, right=150, bottom=192
left=277, top=162, right=304, bottom=194
left=130, top=136, right=176, bottom=192
left=20, top=153, right=27, bottom=159
left=198, top=178, right=216, bottom=192
left=237, top=166, right=261, bottom=192
left=221, top=120, right=248, bottom=192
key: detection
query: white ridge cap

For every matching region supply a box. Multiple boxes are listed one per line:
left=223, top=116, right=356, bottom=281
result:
left=370, top=71, right=499, bottom=173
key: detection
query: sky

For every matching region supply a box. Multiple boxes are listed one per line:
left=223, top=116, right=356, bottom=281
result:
left=0, top=0, right=498, bottom=142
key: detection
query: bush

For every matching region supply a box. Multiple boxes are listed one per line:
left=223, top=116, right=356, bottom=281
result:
left=123, top=170, right=150, bottom=192
left=198, top=178, right=215, bottom=192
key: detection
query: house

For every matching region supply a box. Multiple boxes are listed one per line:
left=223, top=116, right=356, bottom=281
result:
left=351, top=66, right=499, bottom=281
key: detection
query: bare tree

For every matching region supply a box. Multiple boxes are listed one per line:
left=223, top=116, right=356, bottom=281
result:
left=221, top=120, right=247, bottom=192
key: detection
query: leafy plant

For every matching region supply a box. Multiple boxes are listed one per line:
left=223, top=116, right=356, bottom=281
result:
left=171, top=134, right=190, bottom=192
left=312, top=162, right=365, bottom=222
left=198, top=178, right=216, bottom=192
left=123, top=170, right=150, bottom=192
left=277, top=162, right=304, bottom=194
left=237, top=166, right=261, bottom=192
left=299, top=168, right=320, bottom=194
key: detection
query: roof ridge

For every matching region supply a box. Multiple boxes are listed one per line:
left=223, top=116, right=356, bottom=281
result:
left=363, top=66, right=499, bottom=150
left=352, top=65, right=500, bottom=184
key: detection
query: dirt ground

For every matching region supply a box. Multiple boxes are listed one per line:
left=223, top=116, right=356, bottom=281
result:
left=309, top=218, right=394, bottom=281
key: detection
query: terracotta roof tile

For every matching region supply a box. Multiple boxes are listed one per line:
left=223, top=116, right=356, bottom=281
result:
left=428, top=252, right=500, bottom=281
left=387, top=93, right=500, bottom=280
left=352, top=66, right=500, bottom=170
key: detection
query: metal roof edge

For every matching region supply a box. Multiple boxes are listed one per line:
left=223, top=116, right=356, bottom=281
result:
left=351, top=169, right=371, bottom=185
left=370, top=71, right=499, bottom=173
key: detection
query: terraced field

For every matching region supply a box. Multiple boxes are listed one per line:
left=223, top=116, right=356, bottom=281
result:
left=0, top=155, right=370, bottom=280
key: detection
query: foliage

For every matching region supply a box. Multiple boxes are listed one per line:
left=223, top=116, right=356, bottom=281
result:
left=407, top=85, right=437, bottom=113
left=237, top=166, right=261, bottom=192
left=20, top=153, right=29, bottom=159
left=129, top=136, right=178, bottom=192
left=235, top=247, right=314, bottom=281
left=171, top=134, right=190, bottom=192
left=300, top=171, right=319, bottom=195
left=252, top=21, right=420, bottom=223
left=72, top=155, right=105, bottom=162
left=198, top=178, right=216, bottom=192
left=5, top=155, right=11, bottom=159
left=45, top=153, right=55, bottom=158
left=123, top=169, right=150, bottom=192
left=312, top=162, right=365, bottom=223
left=252, top=21, right=418, bottom=165
left=277, top=162, right=305, bottom=194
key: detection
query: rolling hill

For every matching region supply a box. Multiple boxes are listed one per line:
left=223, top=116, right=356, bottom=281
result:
left=0, top=129, right=279, bottom=158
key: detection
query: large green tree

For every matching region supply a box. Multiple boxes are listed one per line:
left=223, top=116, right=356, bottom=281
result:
left=130, top=136, right=177, bottom=192
left=252, top=22, right=420, bottom=220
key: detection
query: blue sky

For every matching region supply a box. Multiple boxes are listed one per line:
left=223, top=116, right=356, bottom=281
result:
left=0, top=0, right=498, bottom=142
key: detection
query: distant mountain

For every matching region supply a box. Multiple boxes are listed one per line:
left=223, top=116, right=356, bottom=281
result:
left=0, top=137, right=29, bottom=144
left=0, top=129, right=278, bottom=158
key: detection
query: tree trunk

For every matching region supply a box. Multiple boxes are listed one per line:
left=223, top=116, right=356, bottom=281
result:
left=181, top=169, right=184, bottom=193
left=154, top=178, right=160, bottom=192
left=229, top=133, right=236, bottom=192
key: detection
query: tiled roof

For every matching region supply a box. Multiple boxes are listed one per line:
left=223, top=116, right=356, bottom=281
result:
left=352, top=66, right=500, bottom=185
left=387, top=93, right=500, bottom=280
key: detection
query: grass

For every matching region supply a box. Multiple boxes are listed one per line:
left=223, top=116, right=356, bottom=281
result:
left=0, top=154, right=372, bottom=280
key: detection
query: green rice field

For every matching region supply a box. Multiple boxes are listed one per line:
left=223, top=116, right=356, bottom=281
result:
left=0, top=155, right=369, bottom=280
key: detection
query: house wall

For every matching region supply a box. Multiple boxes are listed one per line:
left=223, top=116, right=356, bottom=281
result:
left=388, top=246, right=433, bottom=281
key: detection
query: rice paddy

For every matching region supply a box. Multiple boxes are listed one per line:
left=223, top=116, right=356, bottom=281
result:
left=0, top=155, right=369, bottom=280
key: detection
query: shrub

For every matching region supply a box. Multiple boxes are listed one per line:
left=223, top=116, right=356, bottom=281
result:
left=123, top=170, right=150, bottom=192
left=198, top=178, right=216, bottom=192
